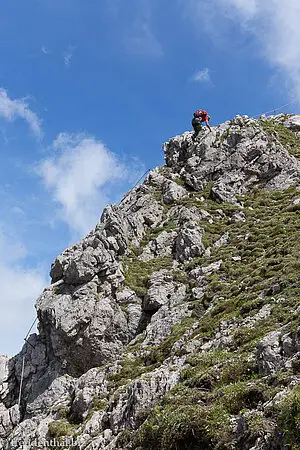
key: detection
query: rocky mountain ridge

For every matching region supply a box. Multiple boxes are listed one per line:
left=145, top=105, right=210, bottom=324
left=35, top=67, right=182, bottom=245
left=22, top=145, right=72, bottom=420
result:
left=1, top=113, right=300, bottom=449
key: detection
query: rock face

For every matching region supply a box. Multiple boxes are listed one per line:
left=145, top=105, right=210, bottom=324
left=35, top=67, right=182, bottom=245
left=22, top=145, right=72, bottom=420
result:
left=1, top=114, right=300, bottom=450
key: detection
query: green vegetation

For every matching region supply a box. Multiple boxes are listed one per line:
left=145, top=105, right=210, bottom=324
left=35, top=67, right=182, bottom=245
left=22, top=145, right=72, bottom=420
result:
left=178, top=186, right=300, bottom=342
left=135, top=402, right=232, bottom=450
left=170, top=269, right=190, bottom=285
left=214, top=381, right=264, bottom=415
left=85, top=397, right=108, bottom=421
left=173, top=176, right=186, bottom=186
left=131, top=183, right=300, bottom=449
left=259, top=118, right=300, bottom=158
left=47, top=419, right=81, bottom=450
left=107, top=318, right=195, bottom=390
left=130, top=220, right=176, bottom=258
left=28, top=120, right=300, bottom=449
left=181, top=351, right=257, bottom=390
left=276, top=384, right=300, bottom=448
left=123, top=255, right=173, bottom=296
left=219, top=126, right=231, bottom=145
left=134, top=346, right=298, bottom=450
left=91, top=396, right=108, bottom=411
left=118, top=126, right=300, bottom=448
left=48, top=420, right=73, bottom=439
left=116, top=429, right=134, bottom=447
left=245, top=412, right=269, bottom=434
left=56, top=406, right=69, bottom=419
left=147, top=317, right=195, bottom=364
left=151, top=189, right=169, bottom=213
left=107, top=357, right=156, bottom=389
left=123, top=217, right=178, bottom=295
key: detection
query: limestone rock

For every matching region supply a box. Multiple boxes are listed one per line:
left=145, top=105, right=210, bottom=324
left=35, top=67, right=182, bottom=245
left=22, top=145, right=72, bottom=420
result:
left=142, top=304, right=191, bottom=347
left=162, top=180, right=188, bottom=204
left=163, top=114, right=300, bottom=197
left=143, top=270, right=186, bottom=312
left=108, top=367, right=181, bottom=433
left=3, top=114, right=300, bottom=450
left=256, top=331, right=283, bottom=375
left=36, top=281, right=130, bottom=376
left=0, top=404, right=20, bottom=438
left=0, top=356, right=12, bottom=404
left=168, top=205, right=211, bottom=225
left=283, top=114, right=300, bottom=131
left=175, top=222, right=205, bottom=262
left=138, top=230, right=177, bottom=262
left=69, top=368, right=109, bottom=423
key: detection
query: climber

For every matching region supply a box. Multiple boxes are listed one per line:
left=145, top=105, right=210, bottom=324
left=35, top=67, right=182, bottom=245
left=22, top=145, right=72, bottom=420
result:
left=192, top=109, right=212, bottom=139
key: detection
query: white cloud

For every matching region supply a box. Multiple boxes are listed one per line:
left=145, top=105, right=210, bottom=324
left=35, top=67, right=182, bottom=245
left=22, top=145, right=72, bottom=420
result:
left=0, top=88, right=43, bottom=138
left=0, top=227, right=46, bottom=356
left=124, top=21, right=163, bottom=58
left=37, top=133, right=135, bottom=237
left=63, top=45, right=76, bottom=67
left=191, top=68, right=211, bottom=83
left=0, top=227, right=27, bottom=263
left=0, top=265, right=46, bottom=354
left=224, top=0, right=258, bottom=19
left=11, top=206, right=25, bottom=215
left=41, top=46, right=50, bottom=55
left=181, top=0, right=300, bottom=101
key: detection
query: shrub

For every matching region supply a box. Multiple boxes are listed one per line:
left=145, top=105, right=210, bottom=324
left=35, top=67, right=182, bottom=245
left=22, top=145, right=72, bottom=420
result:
left=276, top=384, right=300, bottom=448
left=48, top=420, right=73, bottom=439
left=135, top=403, right=232, bottom=450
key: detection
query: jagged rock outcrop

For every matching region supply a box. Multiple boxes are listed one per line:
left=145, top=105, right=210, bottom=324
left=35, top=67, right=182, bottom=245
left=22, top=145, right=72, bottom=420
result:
left=1, top=114, right=300, bottom=450
left=164, top=115, right=300, bottom=199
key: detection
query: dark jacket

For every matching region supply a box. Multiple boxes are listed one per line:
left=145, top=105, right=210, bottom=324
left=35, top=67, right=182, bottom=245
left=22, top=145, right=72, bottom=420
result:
left=192, top=117, right=202, bottom=131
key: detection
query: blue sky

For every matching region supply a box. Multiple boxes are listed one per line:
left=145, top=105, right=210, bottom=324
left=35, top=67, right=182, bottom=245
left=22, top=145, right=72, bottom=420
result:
left=1, top=0, right=300, bottom=356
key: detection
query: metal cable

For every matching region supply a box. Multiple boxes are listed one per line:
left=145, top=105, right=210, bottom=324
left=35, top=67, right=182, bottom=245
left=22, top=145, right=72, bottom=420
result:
left=17, top=316, right=38, bottom=408
left=18, top=356, right=25, bottom=409
left=131, top=168, right=151, bottom=190
left=24, top=317, right=38, bottom=342
left=119, top=168, right=151, bottom=204
left=253, top=99, right=298, bottom=118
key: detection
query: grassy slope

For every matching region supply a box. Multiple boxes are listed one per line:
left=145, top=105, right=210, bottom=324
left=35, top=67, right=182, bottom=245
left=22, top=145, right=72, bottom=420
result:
left=123, top=119, right=300, bottom=450
left=48, top=118, right=300, bottom=450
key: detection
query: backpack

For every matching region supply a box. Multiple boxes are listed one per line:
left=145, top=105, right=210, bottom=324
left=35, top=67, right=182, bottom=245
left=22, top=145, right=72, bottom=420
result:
left=195, top=109, right=208, bottom=117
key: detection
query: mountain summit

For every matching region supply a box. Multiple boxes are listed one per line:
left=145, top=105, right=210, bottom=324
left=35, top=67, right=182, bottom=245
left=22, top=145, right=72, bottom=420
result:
left=1, top=114, right=300, bottom=449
